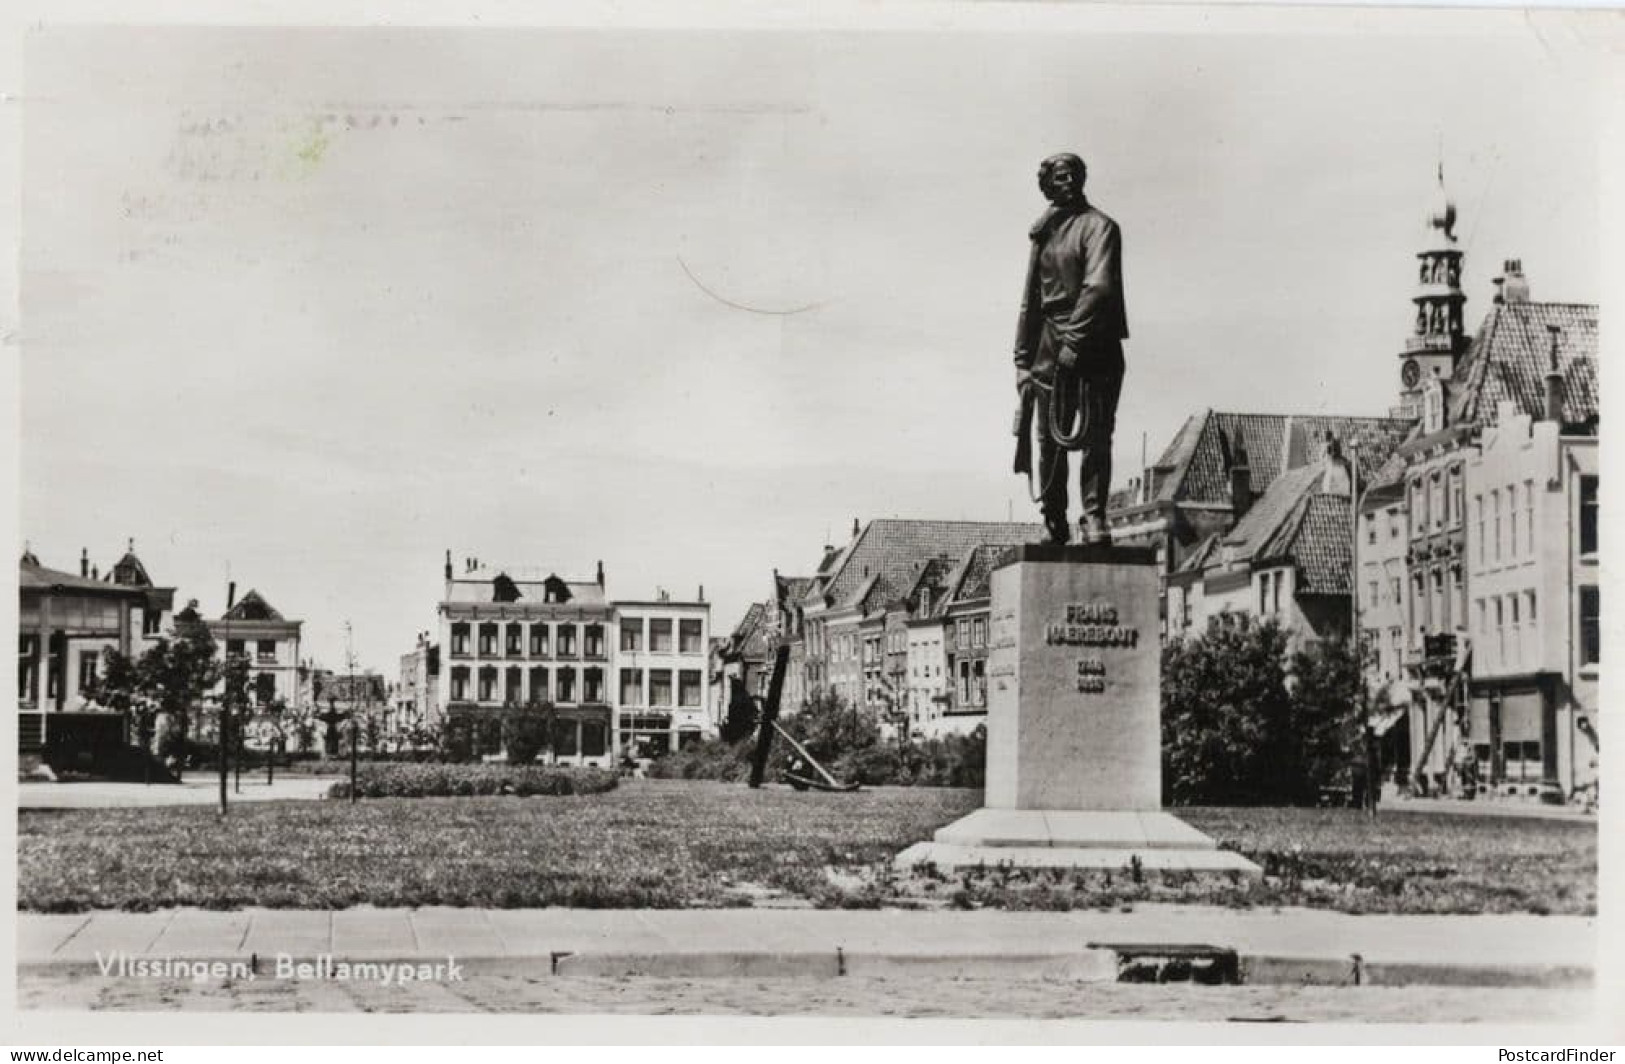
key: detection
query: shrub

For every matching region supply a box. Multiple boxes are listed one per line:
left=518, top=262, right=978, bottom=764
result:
left=326, top=762, right=618, bottom=799
left=504, top=714, right=550, bottom=765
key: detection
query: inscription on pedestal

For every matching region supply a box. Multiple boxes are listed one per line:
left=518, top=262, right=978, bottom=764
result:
left=984, top=545, right=1161, bottom=811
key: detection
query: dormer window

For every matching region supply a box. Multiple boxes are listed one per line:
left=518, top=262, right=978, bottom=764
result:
left=1422, top=379, right=1445, bottom=434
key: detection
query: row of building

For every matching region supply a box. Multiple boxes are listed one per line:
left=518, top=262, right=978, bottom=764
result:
left=717, top=170, right=1599, bottom=803
left=17, top=542, right=395, bottom=759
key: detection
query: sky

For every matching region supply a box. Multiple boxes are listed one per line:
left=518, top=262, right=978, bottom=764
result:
left=16, top=18, right=1606, bottom=672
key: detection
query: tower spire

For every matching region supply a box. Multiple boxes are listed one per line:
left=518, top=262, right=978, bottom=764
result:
left=1393, top=161, right=1469, bottom=420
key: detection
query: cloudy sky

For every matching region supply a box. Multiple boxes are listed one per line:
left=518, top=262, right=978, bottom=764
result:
left=17, top=15, right=1605, bottom=670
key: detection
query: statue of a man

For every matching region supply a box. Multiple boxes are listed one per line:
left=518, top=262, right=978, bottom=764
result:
left=1012, top=152, right=1128, bottom=546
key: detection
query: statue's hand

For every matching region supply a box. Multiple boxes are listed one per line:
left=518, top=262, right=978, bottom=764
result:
left=1015, top=366, right=1033, bottom=391
left=1058, top=346, right=1080, bottom=372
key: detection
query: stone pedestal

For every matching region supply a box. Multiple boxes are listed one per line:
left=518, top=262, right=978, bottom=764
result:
left=896, top=544, right=1258, bottom=877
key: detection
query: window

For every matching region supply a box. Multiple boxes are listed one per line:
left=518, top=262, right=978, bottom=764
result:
left=1368, top=580, right=1378, bottom=609
left=581, top=720, right=607, bottom=758
left=1580, top=586, right=1599, bottom=666
left=679, top=619, right=702, bottom=654
left=620, top=619, right=643, bottom=652
left=556, top=624, right=576, bottom=658
left=1259, top=575, right=1269, bottom=615
left=650, top=669, right=673, bottom=707
left=1492, top=490, right=1502, bottom=561
left=1273, top=571, right=1283, bottom=615
left=1509, top=595, right=1521, bottom=665
left=583, top=667, right=604, bottom=703
left=1475, top=599, right=1485, bottom=638
left=1474, top=496, right=1484, bottom=564
left=450, top=667, right=469, bottom=701
left=142, top=609, right=161, bottom=637
left=227, top=639, right=245, bottom=657
left=1581, top=476, right=1598, bottom=555
left=1494, top=598, right=1505, bottom=663
left=973, top=660, right=986, bottom=707
left=530, top=623, right=549, bottom=657
left=551, top=718, right=578, bottom=757
left=503, top=666, right=522, bottom=705
left=1526, top=591, right=1537, bottom=627
left=478, top=624, right=497, bottom=656
left=529, top=666, right=549, bottom=704
left=1431, top=473, right=1444, bottom=530
left=478, top=667, right=497, bottom=702
left=255, top=672, right=275, bottom=706
left=973, top=618, right=986, bottom=647
left=679, top=670, right=702, bottom=707
left=650, top=619, right=673, bottom=653
left=556, top=667, right=576, bottom=703
left=1366, top=516, right=1377, bottom=545
left=78, top=650, right=98, bottom=694
left=620, top=668, right=643, bottom=706
left=1389, top=576, right=1402, bottom=606
left=506, top=623, right=524, bottom=657
left=256, top=639, right=276, bottom=664
left=1509, top=485, right=1519, bottom=556
left=1451, top=468, right=1465, bottom=529
left=451, top=623, right=471, bottom=657
left=584, top=624, right=605, bottom=659
left=1388, top=507, right=1401, bottom=539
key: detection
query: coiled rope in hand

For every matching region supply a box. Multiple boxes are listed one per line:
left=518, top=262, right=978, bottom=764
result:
left=1020, top=368, right=1093, bottom=504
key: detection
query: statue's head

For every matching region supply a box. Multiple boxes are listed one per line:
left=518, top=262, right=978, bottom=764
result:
left=1038, top=153, right=1087, bottom=206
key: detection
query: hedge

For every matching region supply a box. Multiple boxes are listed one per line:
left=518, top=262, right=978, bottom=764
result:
left=326, top=762, right=619, bottom=799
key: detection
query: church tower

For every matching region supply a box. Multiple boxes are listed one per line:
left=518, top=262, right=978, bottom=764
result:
left=1394, top=164, right=1468, bottom=419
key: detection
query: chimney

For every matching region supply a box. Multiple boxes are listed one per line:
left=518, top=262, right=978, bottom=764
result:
left=1502, top=259, right=1530, bottom=303
left=1320, top=433, right=1352, bottom=497
left=698, top=585, right=705, bottom=602
left=92, top=565, right=100, bottom=580
left=1492, top=276, right=1505, bottom=305
left=1229, top=438, right=1252, bottom=518
left=444, top=549, right=452, bottom=581
left=1544, top=326, right=1565, bottom=423
left=851, top=518, right=860, bottom=539
left=227, top=582, right=237, bottom=610
left=596, top=560, right=605, bottom=588
left=80, top=548, right=89, bottom=577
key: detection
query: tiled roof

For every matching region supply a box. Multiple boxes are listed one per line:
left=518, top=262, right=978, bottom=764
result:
left=1141, top=411, right=1413, bottom=509
left=19, top=559, right=145, bottom=597
left=811, top=519, right=1043, bottom=612
left=1448, top=301, right=1598, bottom=429
left=1271, top=495, right=1354, bottom=596
left=947, top=545, right=1010, bottom=604
left=1221, top=463, right=1328, bottom=557
left=222, top=589, right=287, bottom=622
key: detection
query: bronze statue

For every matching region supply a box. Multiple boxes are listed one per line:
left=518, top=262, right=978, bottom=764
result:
left=1012, top=153, right=1128, bottom=546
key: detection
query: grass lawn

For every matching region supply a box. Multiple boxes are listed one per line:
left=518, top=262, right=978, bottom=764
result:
left=17, top=781, right=1596, bottom=914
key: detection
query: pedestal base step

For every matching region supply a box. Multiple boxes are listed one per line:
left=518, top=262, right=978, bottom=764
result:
left=896, top=808, right=1261, bottom=876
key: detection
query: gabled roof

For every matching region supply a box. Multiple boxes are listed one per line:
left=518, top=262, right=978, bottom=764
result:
left=222, top=589, right=286, bottom=622
left=774, top=573, right=813, bottom=607
left=945, top=544, right=1010, bottom=605
left=109, top=542, right=159, bottom=589
left=806, top=519, right=1042, bottom=613
left=724, top=601, right=775, bottom=661
left=1274, top=495, right=1355, bottom=596
left=1222, top=463, right=1330, bottom=557
left=1134, top=411, right=1413, bottom=510
left=1448, top=301, right=1598, bottom=430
